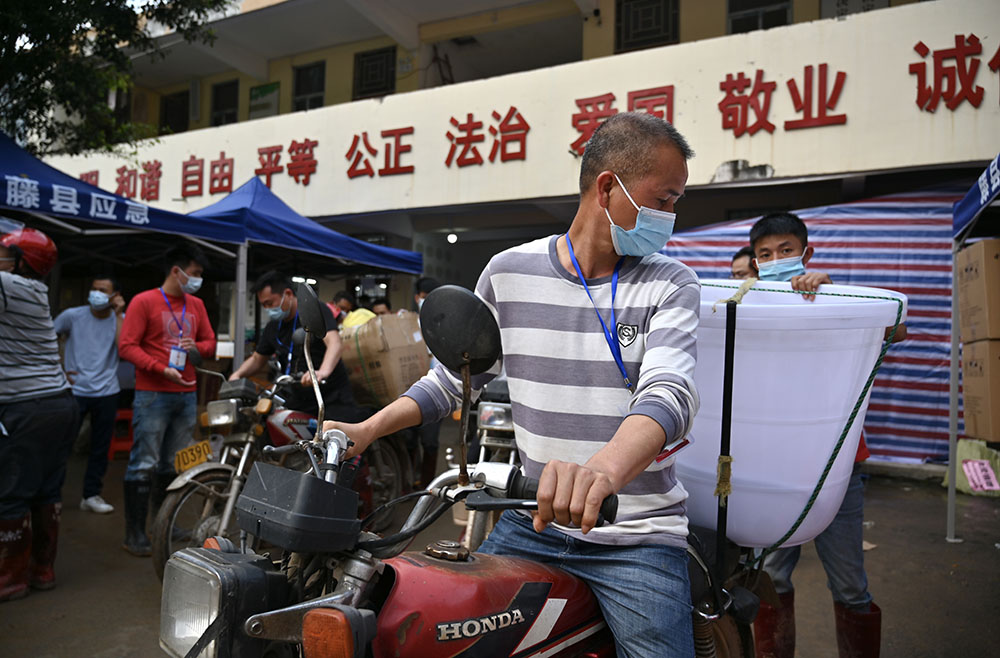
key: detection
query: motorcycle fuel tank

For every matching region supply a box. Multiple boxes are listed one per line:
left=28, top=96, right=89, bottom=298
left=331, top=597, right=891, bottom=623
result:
left=266, top=409, right=314, bottom=446
left=374, top=551, right=613, bottom=658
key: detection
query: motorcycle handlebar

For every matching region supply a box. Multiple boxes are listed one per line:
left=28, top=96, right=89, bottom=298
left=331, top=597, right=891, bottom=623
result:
left=509, top=471, right=618, bottom=525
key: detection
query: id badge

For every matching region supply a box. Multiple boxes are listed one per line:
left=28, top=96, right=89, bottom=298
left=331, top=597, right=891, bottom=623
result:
left=168, top=345, right=187, bottom=370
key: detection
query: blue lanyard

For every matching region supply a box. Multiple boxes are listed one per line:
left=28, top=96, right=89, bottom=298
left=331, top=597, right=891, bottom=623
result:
left=565, top=235, right=632, bottom=391
left=274, top=313, right=298, bottom=376
left=159, top=288, right=186, bottom=338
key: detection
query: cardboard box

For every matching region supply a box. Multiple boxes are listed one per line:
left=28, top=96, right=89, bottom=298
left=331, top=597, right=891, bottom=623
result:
left=957, top=239, right=1000, bottom=343
left=962, top=339, right=1000, bottom=442
left=340, top=311, right=430, bottom=408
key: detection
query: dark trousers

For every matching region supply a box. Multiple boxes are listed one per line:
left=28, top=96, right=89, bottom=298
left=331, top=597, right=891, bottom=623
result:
left=74, top=393, right=119, bottom=499
left=0, top=391, right=79, bottom=519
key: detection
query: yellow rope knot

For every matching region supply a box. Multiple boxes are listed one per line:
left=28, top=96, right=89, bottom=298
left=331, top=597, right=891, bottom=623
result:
left=712, top=277, right=758, bottom=313
left=714, top=455, right=734, bottom=504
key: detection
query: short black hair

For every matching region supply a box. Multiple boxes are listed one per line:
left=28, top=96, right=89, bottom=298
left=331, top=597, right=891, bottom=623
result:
left=371, top=297, right=391, bottom=310
left=91, top=274, right=119, bottom=291
left=749, top=213, right=809, bottom=252
left=579, top=112, right=694, bottom=194
left=731, top=246, right=756, bottom=263
left=415, top=277, right=441, bottom=295
left=333, top=290, right=356, bottom=306
left=252, top=270, right=294, bottom=296
left=164, top=242, right=208, bottom=276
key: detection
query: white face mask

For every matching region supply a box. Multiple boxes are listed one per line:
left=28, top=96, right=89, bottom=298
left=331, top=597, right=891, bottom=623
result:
left=177, top=268, right=203, bottom=294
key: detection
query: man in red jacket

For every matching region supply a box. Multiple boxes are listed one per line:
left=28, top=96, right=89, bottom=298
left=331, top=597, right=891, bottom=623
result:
left=118, top=243, right=216, bottom=556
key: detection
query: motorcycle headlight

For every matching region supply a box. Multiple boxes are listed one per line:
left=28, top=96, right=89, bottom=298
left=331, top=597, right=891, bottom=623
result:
left=160, top=548, right=288, bottom=658
left=478, top=402, right=513, bottom=432
left=206, top=399, right=239, bottom=426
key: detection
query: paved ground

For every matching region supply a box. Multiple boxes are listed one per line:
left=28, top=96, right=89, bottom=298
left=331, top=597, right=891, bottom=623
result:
left=1, top=445, right=998, bottom=657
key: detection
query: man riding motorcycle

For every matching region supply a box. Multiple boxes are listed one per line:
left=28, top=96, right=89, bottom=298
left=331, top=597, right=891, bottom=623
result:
left=230, top=271, right=364, bottom=423
left=326, top=112, right=700, bottom=658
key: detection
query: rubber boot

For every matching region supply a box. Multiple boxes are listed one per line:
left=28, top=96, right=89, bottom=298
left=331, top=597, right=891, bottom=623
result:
left=122, top=480, right=152, bottom=557
left=150, top=471, right=177, bottom=515
left=0, top=515, right=31, bottom=602
left=834, top=601, right=881, bottom=658
left=754, top=591, right=795, bottom=658
left=28, top=503, right=60, bottom=590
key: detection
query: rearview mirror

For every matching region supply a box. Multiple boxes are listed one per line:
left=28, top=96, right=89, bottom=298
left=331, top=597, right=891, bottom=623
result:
left=419, top=285, right=501, bottom=375
left=186, top=348, right=203, bottom=368
left=295, top=282, right=327, bottom=336
left=292, top=327, right=306, bottom=346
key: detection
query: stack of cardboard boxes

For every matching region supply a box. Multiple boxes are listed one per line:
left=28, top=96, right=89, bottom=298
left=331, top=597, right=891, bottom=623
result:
left=958, top=238, right=1000, bottom=445
left=339, top=311, right=430, bottom=408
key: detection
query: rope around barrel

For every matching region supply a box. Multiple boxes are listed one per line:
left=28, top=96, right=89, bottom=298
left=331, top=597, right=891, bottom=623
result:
left=701, top=282, right=904, bottom=567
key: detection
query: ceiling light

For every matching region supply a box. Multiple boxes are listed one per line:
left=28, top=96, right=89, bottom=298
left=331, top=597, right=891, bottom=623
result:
left=447, top=233, right=458, bottom=244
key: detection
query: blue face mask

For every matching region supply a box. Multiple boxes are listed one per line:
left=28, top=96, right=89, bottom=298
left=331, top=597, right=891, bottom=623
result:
left=88, top=290, right=110, bottom=310
left=756, top=254, right=807, bottom=282
left=605, top=173, right=676, bottom=257
left=266, top=293, right=290, bottom=322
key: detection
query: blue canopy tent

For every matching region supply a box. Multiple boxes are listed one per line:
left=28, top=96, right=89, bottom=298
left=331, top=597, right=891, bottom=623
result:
left=0, top=132, right=243, bottom=249
left=189, top=177, right=422, bottom=361
left=946, top=152, right=1000, bottom=542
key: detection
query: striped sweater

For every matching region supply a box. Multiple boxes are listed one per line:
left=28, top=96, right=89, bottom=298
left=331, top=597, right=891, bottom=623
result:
left=406, top=235, right=700, bottom=547
left=0, top=271, right=69, bottom=403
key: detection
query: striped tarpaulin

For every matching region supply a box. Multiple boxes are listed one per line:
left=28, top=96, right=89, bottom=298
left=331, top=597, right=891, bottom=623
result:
left=664, top=187, right=967, bottom=462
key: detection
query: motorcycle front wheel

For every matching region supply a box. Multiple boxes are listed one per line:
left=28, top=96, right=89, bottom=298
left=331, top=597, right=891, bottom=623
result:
left=151, top=470, right=236, bottom=581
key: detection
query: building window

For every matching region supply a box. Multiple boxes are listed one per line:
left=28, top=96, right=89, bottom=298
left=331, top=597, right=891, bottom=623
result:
left=353, top=46, right=397, bottom=100
left=293, top=62, right=325, bottom=111
left=615, top=0, right=679, bottom=54
left=159, top=91, right=189, bottom=135
left=210, top=80, right=238, bottom=126
left=820, top=0, right=889, bottom=20
left=728, top=1, right=791, bottom=35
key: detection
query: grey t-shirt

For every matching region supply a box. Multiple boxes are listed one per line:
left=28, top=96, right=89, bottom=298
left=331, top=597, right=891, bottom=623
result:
left=54, top=305, right=121, bottom=397
left=0, top=271, right=69, bottom=403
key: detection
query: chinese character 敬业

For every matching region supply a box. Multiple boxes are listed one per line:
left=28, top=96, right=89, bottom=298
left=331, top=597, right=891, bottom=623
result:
left=287, top=139, right=318, bottom=185
left=718, top=70, right=777, bottom=137
left=50, top=184, right=80, bottom=215
left=255, top=146, right=283, bottom=188
left=445, top=114, right=485, bottom=167
left=488, top=108, right=530, bottom=163
left=5, top=176, right=40, bottom=210
left=140, top=160, right=161, bottom=202
left=345, top=133, right=378, bottom=179
left=115, top=167, right=137, bottom=199
left=570, top=93, right=617, bottom=155
left=181, top=156, right=204, bottom=198
left=784, top=64, right=847, bottom=130
left=909, top=34, right=985, bottom=112
left=209, top=152, right=234, bottom=194
left=380, top=127, right=415, bottom=176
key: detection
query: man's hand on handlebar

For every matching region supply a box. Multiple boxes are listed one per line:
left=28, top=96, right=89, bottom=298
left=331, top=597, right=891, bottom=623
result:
left=534, top=460, right=617, bottom=536
left=300, top=371, right=328, bottom=388
left=322, top=420, right=375, bottom=459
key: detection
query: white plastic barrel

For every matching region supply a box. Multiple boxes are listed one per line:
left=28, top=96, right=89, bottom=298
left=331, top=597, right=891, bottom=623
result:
left=676, top=279, right=907, bottom=548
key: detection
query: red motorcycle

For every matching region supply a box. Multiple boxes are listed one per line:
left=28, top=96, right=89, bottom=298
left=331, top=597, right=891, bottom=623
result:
left=158, top=284, right=756, bottom=658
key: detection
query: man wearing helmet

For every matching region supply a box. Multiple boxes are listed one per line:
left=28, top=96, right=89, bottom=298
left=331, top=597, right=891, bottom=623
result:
left=0, top=223, right=80, bottom=603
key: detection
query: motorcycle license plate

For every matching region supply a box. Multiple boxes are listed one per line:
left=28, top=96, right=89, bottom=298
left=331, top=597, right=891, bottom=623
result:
left=174, top=440, right=212, bottom=473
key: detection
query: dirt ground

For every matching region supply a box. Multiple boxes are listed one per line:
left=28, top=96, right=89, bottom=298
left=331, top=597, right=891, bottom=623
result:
left=1, top=448, right=997, bottom=657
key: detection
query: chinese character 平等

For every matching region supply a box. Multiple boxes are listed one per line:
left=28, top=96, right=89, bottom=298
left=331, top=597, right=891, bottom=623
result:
left=445, top=114, right=485, bottom=167
left=909, top=34, right=985, bottom=112
left=287, top=139, right=319, bottom=185
left=50, top=184, right=80, bottom=215
left=140, top=160, right=161, bottom=202
left=209, top=152, right=234, bottom=194
left=181, top=156, right=204, bottom=198
left=488, top=108, right=530, bottom=163
left=255, top=146, right=283, bottom=187
left=718, top=70, right=776, bottom=137
left=570, top=93, right=617, bottom=155
left=345, top=132, right=378, bottom=179
left=5, top=176, right=40, bottom=210
left=784, top=64, right=847, bottom=130
left=380, top=127, right=415, bottom=176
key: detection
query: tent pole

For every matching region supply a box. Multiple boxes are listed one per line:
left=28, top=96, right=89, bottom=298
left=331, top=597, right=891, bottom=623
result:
left=946, top=244, right=962, bottom=543
left=234, top=242, right=248, bottom=365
